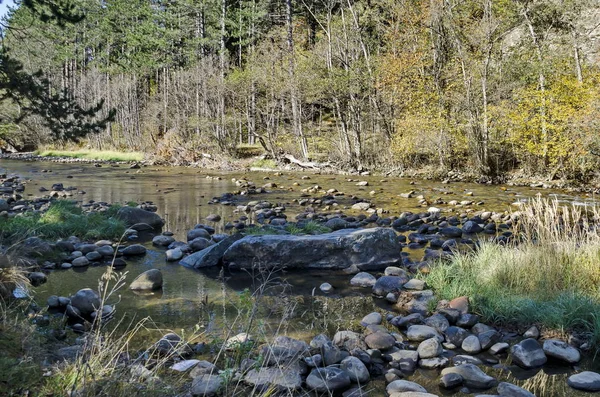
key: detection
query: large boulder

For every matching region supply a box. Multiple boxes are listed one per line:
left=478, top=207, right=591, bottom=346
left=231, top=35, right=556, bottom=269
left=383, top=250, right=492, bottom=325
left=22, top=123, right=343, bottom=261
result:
left=70, top=288, right=101, bottom=317
left=511, top=338, right=547, bottom=368
left=542, top=339, right=580, bottom=364
left=222, top=228, right=401, bottom=271
left=441, top=364, right=496, bottom=389
left=306, top=367, right=351, bottom=393
left=568, top=371, right=600, bottom=392
left=116, top=206, right=164, bottom=231
left=180, top=234, right=243, bottom=269
left=130, top=269, right=163, bottom=290
left=244, top=366, right=302, bottom=391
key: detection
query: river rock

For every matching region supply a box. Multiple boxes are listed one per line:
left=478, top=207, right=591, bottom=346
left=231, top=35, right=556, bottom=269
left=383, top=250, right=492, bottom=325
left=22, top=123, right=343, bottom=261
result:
left=70, top=288, right=100, bottom=316
left=404, top=279, right=425, bottom=291
left=155, top=332, right=191, bottom=356
left=389, top=393, right=438, bottom=397
left=321, top=341, right=347, bottom=365
left=406, top=325, right=442, bottom=342
left=191, top=374, right=223, bottom=396
left=418, top=337, right=443, bottom=358
left=373, top=276, right=409, bottom=297
left=478, top=330, right=501, bottom=350
left=440, top=373, right=463, bottom=389
left=28, top=272, right=47, bottom=286
left=71, top=256, right=90, bottom=267
left=180, top=234, right=243, bottom=268
left=306, top=367, right=351, bottom=392
left=341, top=356, right=370, bottom=383
left=386, top=380, right=427, bottom=394
left=187, top=228, right=212, bottom=241
left=462, top=335, right=482, bottom=354
left=350, top=272, right=377, bottom=287
left=497, top=382, right=535, bottom=397
left=542, top=339, right=580, bottom=364
left=85, top=251, right=102, bottom=261
left=18, top=237, right=52, bottom=257
left=262, top=336, right=309, bottom=365
left=567, top=371, right=600, bottom=392
left=425, top=314, right=449, bottom=333
left=418, top=356, right=449, bottom=369
left=523, top=326, right=540, bottom=339
left=121, top=244, right=147, bottom=256
left=365, top=332, right=396, bottom=350
left=166, top=248, right=183, bottom=261
left=449, top=296, right=469, bottom=314
left=361, top=312, right=382, bottom=326
left=244, top=366, right=302, bottom=391
left=445, top=326, right=469, bottom=346
left=117, top=206, right=164, bottom=231
left=188, top=237, right=213, bottom=252
left=130, top=269, right=163, bottom=290
left=153, top=235, right=175, bottom=247
left=206, top=214, right=221, bottom=222
left=96, top=245, right=114, bottom=257
left=489, top=342, right=509, bottom=355
left=333, top=331, right=367, bottom=351
left=511, top=338, right=547, bottom=368
left=441, top=364, right=496, bottom=389
left=189, top=361, right=218, bottom=378
left=223, top=228, right=401, bottom=271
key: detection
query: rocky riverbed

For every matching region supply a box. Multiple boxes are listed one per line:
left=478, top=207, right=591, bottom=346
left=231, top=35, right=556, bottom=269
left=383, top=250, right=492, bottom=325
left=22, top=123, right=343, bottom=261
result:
left=2, top=161, right=600, bottom=396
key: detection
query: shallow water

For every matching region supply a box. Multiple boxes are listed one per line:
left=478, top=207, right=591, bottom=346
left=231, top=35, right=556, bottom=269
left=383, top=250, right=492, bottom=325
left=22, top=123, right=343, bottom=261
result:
left=1, top=159, right=598, bottom=396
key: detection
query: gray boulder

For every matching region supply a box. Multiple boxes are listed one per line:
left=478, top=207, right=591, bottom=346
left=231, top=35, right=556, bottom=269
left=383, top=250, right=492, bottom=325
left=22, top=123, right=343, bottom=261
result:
left=153, top=235, right=175, bottom=247
left=497, top=382, right=535, bottom=397
left=116, top=207, right=164, bottom=231
left=406, top=325, right=442, bottom=342
left=244, top=366, right=302, bottom=391
left=121, top=244, right=147, bottom=256
left=567, top=371, right=600, bottom=392
left=187, top=228, right=212, bottom=242
left=223, top=228, right=401, bottom=271
left=417, top=338, right=442, bottom=358
left=441, top=364, right=496, bottom=389
left=180, top=234, right=243, bottom=269
left=511, top=338, right=547, bottom=368
left=166, top=248, right=183, bottom=262
left=130, top=269, right=163, bottom=290
left=340, top=356, right=370, bottom=383
left=191, top=374, right=222, bottom=396
left=70, top=288, right=101, bottom=316
left=350, top=272, right=377, bottom=287
left=306, top=367, right=351, bottom=392
left=542, top=339, right=580, bottom=364
left=364, top=332, right=396, bottom=350
left=386, top=380, right=427, bottom=394
left=373, top=276, right=409, bottom=297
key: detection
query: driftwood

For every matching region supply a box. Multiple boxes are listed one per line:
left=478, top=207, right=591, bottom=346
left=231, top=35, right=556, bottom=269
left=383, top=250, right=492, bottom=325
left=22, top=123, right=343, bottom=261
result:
left=283, top=154, right=330, bottom=169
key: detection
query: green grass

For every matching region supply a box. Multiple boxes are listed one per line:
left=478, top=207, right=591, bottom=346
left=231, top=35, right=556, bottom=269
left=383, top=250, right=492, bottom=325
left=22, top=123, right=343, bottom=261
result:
left=245, top=221, right=331, bottom=236
left=36, top=149, right=144, bottom=162
left=424, top=199, right=600, bottom=350
left=0, top=200, right=125, bottom=242
left=249, top=158, right=277, bottom=169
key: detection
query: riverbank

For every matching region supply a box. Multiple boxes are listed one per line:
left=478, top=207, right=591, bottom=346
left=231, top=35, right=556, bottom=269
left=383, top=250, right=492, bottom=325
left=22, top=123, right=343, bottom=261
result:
left=2, top=150, right=598, bottom=193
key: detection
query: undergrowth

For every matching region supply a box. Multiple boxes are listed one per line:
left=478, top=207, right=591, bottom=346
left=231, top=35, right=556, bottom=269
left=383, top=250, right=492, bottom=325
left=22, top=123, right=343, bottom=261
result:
left=0, top=200, right=125, bottom=242
left=36, top=149, right=144, bottom=162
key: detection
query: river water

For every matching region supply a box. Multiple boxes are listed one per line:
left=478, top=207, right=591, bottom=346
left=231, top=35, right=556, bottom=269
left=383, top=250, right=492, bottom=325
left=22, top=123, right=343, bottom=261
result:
left=0, top=159, right=596, bottom=396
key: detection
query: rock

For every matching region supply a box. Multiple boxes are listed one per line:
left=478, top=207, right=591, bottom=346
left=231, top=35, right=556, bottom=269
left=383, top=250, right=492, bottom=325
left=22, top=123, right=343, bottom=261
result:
left=306, top=367, right=351, bottom=392
left=155, top=333, right=191, bottom=356
left=389, top=393, right=438, bottom=397
left=463, top=221, right=483, bottom=234
left=244, top=366, right=302, bottom=391
left=417, top=338, right=442, bottom=358
left=28, top=272, right=47, bottom=286
left=440, top=373, right=463, bottom=389
left=85, top=251, right=102, bottom=261
left=361, top=312, right=382, bottom=326
left=385, top=266, right=408, bottom=277
left=320, top=282, right=333, bottom=293
left=47, top=295, right=60, bottom=308
left=325, top=218, right=349, bottom=231
left=340, top=356, right=370, bottom=383
left=116, top=206, right=164, bottom=231
left=187, top=228, right=212, bottom=242
left=188, top=237, right=213, bottom=252
left=419, top=357, right=449, bottom=369
left=386, top=380, right=427, bottom=394
left=166, top=248, right=183, bottom=262
left=453, top=355, right=483, bottom=366
left=457, top=313, right=479, bottom=327
left=440, top=226, right=463, bottom=237
left=191, top=374, right=223, bottom=396
left=350, top=272, right=377, bottom=287
left=441, top=364, right=496, bottom=389
left=333, top=331, right=367, bottom=351
left=262, top=336, right=309, bottom=365
left=180, top=234, right=243, bottom=269
left=121, top=244, right=147, bottom=256
left=321, top=341, right=346, bottom=365
left=523, top=326, right=540, bottom=339
left=365, top=332, right=396, bottom=350
left=406, top=325, right=442, bottom=342
left=71, top=257, right=90, bottom=267
left=497, top=382, right=535, bottom=397
left=130, top=269, right=163, bottom=290
left=478, top=330, right=501, bottom=350
left=153, top=235, right=175, bottom=247
left=206, top=214, right=221, bottom=222
left=17, top=237, right=52, bottom=257
left=352, top=202, right=371, bottom=211
left=189, top=361, right=218, bottom=378
left=404, top=279, right=425, bottom=291
left=70, top=289, right=101, bottom=316
left=96, top=245, right=115, bottom=257
left=449, top=296, right=469, bottom=314
left=489, top=342, right=509, bottom=355
left=462, top=335, right=482, bottom=354
left=445, top=326, right=469, bottom=347
left=567, top=371, right=600, bottom=392
left=223, top=228, right=401, bottom=271
left=425, top=314, right=449, bottom=333
left=510, top=338, right=547, bottom=368
left=225, top=333, right=253, bottom=350
left=373, top=276, right=409, bottom=297
left=542, top=339, right=580, bottom=364
left=170, top=359, right=200, bottom=372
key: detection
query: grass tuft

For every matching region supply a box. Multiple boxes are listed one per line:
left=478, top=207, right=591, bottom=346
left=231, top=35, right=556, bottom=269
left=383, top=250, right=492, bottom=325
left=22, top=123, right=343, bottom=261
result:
left=36, top=149, right=144, bottom=162
left=424, top=198, right=600, bottom=350
left=0, top=200, right=125, bottom=242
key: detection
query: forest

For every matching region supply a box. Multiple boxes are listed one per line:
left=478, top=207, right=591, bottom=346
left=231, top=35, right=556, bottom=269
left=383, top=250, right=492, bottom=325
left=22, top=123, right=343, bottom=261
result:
left=1, top=0, right=599, bottom=180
